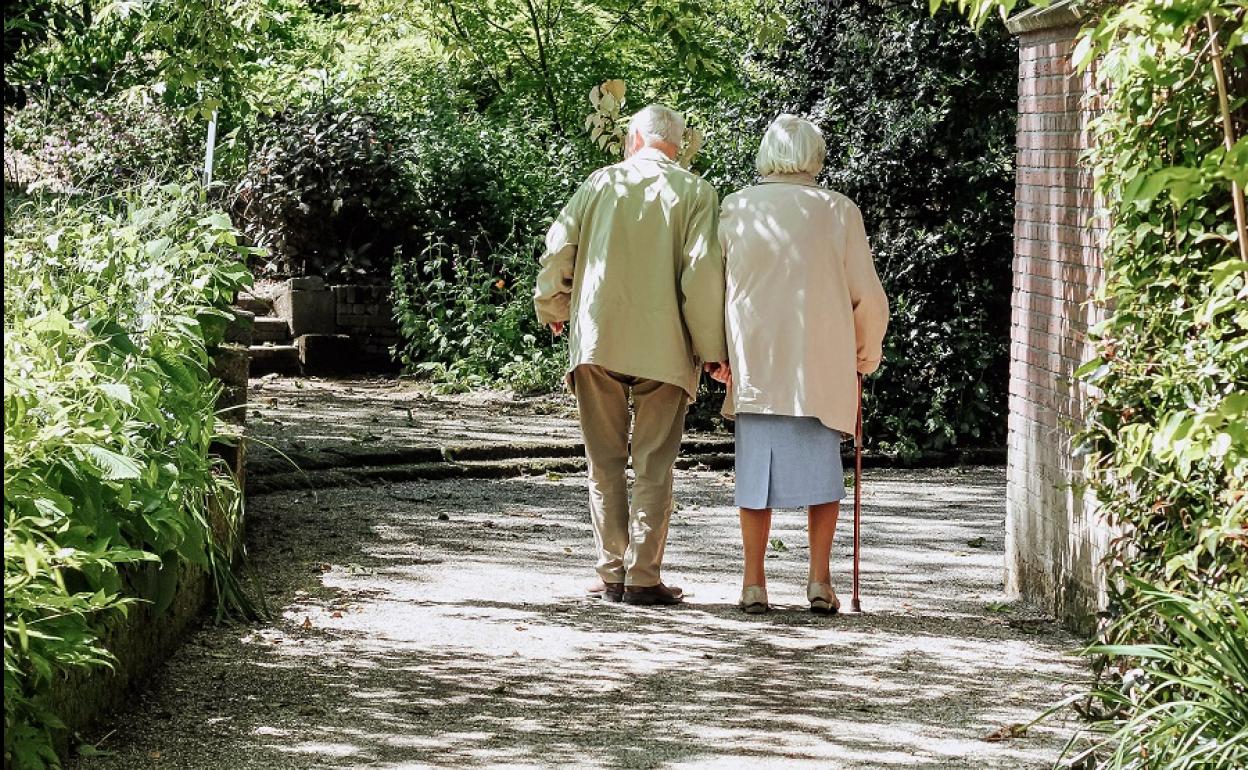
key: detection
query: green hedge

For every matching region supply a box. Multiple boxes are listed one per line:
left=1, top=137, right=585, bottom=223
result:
left=3, top=183, right=257, bottom=768
left=749, top=0, right=1018, bottom=454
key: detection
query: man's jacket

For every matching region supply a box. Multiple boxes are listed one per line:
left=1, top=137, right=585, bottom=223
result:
left=534, top=146, right=727, bottom=398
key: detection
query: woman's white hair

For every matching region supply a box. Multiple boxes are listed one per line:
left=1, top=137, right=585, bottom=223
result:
left=627, top=104, right=686, bottom=147
left=755, top=114, right=827, bottom=177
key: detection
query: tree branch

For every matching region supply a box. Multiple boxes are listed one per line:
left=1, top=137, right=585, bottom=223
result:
left=1206, top=11, right=1248, bottom=262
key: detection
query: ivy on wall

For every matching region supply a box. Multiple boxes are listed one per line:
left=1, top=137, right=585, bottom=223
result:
left=936, top=0, right=1247, bottom=764
left=1070, top=0, right=1247, bottom=763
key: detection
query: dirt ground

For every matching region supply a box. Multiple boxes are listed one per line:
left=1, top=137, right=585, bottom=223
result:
left=69, top=378, right=1088, bottom=770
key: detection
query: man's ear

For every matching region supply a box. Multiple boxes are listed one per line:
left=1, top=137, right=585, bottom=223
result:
left=624, top=131, right=641, bottom=158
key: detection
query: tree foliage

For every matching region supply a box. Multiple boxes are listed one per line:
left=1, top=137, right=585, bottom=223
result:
left=419, top=0, right=739, bottom=132
left=3, top=0, right=290, bottom=117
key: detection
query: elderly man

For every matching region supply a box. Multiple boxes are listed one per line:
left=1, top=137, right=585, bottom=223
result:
left=534, top=104, right=728, bottom=606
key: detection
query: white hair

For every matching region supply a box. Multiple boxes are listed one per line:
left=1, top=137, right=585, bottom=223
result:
left=627, top=104, right=686, bottom=147
left=755, top=114, right=826, bottom=177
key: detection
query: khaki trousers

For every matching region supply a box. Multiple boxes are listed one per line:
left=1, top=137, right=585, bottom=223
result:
left=571, top=364, right=688, bottom=587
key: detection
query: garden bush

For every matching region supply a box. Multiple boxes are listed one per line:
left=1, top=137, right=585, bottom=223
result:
left=4, top=93, right=199, bottom=191
left=391, top=233, right=568, bottom=395
left=3, top=183, right=258, bottom=768
left=754, top=0, right=1018, bottom=454
left=232, top=75, right=577, bottom=282
left=232, top=88, right=421, bottom=280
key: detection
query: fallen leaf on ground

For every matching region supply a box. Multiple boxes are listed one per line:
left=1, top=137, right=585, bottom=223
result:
left=301, top=616, right=313, bottom=630
left=983, top=723, right=1027, bottom=742
left=967, top=536, right=987, bottom=548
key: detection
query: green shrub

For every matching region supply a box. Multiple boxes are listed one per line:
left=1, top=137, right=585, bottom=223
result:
left=4, top=94, right=199, bottom=191
left=391, top=234, right=566, bottom=395
left=1064, top=0, right=1247, bottom=764
left=232, top=76, right=568, bottom=282
left=3, top=183, right=257, bottom=767
left=233, top=90, right=419, bottom=280
left=745, top=0, right=1018, bottom=454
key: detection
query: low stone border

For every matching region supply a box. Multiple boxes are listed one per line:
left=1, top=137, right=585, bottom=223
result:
left=44, top=342, right=251, bottom=760
left=246, top=440, right=1006, bottom=495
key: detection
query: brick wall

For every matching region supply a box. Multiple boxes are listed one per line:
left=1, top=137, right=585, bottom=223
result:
left=1006, top=3, right=1109, bottom=633
left=333, top=284, right=401, bottom=358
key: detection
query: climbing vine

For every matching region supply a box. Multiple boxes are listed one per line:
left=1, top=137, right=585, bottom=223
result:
left=1070, top=1, right=1246, bottom=764
left=935, top=0, right=1247, bottom=765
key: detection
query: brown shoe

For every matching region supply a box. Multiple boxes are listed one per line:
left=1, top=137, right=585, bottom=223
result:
left=622, top=583, right=683, bottom=606
left=587, top=580, right=624, bottom=602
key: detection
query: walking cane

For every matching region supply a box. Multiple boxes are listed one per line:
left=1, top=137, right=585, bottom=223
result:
left=852, top=373, right=863, bottom=613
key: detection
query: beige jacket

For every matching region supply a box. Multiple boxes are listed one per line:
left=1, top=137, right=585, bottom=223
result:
left=533, top=147, right=727, bottom=398
left=720, top=174, right=889, bottom=434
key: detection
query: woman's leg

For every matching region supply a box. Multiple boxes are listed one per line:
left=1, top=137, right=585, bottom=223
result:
left=740, top=507, right=772, bottom=587
left=807, top=502, right=840, bottom=584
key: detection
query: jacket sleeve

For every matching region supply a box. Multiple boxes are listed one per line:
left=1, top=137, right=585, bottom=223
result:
left=533, top=182, right=587, bottom=325
left=679, top=182, right=728, bottom=363
left=844, top=203, right=890, bottom=374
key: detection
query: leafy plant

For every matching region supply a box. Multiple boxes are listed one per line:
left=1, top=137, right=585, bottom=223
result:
left=586, top=79, right=628, bottom=156
left=933, top=0, right=1246, bottom=765
left=743, top=0, right=1018, bottom=454
left=391, top=234, right=566, bottom=394
left=3, top=182, right=258, bottom=767
left=1069, top=581, right=1248, bottom=768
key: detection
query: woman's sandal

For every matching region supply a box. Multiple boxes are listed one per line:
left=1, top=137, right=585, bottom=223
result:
left=738, top=585, right=769, bottom=614
left=808, top=582, right=841, bottom=615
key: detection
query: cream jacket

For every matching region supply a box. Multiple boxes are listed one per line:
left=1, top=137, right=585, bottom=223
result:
left=720, top=174, right=890, bottom=434
left=533, top=147, right=727, bottom=398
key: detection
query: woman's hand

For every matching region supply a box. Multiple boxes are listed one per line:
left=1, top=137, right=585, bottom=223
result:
left=704, top=361, right=732, bottom=385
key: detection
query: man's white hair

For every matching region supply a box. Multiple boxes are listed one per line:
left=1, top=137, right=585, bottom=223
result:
left=755, top=114, right=827, bottom=177
left=627, top=104, right=686, bottom=147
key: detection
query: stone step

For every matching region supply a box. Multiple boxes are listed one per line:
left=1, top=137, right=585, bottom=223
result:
left=224, top=308, right=255, bottom=346
left=248, top=344, right=301, bottom=376
left=236, top=291, right=274, bottom=316
left=253, top=316, right=292, bottom=343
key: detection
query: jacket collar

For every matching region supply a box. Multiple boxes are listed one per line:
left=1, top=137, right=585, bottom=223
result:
left=761, top=172, right=819, bottom=186
left=628, top=146, right=676, bottom=164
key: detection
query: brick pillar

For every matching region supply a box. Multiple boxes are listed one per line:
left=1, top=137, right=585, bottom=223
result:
left=1005, top=1, right=1109, bottom=632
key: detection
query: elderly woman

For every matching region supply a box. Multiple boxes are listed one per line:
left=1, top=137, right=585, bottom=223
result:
left=719, top=115, right=889, bottom=615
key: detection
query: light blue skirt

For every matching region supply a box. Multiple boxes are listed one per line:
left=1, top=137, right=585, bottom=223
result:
left=735, top=413, right=846, bottom=509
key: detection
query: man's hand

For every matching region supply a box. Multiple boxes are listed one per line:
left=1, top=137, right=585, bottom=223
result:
left=549, top=321, right=565, bottom=336
left=703, top=361, right=731, bottom=385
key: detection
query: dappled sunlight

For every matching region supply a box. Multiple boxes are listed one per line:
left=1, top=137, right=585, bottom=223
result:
left=72, top=466, right=1085, bottom=769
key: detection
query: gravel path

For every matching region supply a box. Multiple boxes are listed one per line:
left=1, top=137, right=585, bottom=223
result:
left=71, top=459, right=1087, bottom=768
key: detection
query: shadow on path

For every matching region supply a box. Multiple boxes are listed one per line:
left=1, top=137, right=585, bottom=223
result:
left=72, top=467, right=1086, bottom=769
